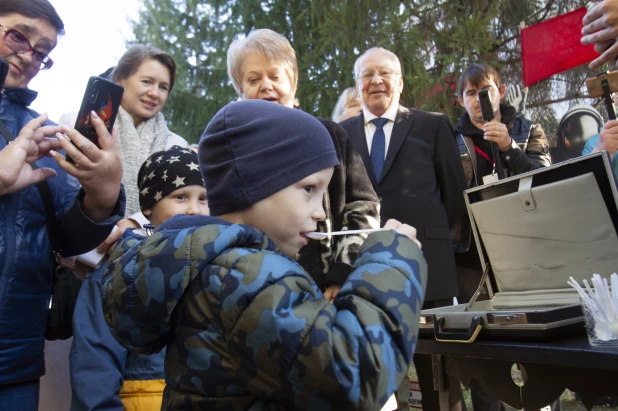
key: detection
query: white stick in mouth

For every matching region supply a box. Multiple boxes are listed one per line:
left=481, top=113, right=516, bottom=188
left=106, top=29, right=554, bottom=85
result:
left=305, top=228, right=386, bottom=240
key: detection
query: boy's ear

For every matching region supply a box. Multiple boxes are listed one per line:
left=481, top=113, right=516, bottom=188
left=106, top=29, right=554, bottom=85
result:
left=143, top=209, right=152, bottom=218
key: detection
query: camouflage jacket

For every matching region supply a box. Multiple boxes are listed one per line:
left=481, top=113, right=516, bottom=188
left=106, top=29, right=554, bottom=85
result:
left=102, top=215, right=427, bottom=410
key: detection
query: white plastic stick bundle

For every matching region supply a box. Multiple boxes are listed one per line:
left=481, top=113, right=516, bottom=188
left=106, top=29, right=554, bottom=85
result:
left=568, top=274, right=618, bottom=342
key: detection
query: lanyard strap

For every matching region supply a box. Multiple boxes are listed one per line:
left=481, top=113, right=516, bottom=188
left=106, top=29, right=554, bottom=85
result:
left=474, top=145, right=494, bottom=165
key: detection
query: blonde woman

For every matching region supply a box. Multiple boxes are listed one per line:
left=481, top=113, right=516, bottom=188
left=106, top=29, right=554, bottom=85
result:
left=227, top=29, right=380, bottom=300
left=332, top=87, right=362, bottom=123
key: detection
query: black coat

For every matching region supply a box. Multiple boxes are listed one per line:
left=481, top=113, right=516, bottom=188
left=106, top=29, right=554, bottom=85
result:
left=341, top=106, right=467, bottom=302
left=298, top=118, right=381, bottom=290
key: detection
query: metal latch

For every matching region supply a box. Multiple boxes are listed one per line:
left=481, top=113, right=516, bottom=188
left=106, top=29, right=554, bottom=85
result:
left=518, top=176, right=536, bottom=210
left=489, top=313, right=528, bottom=325
left=419, top=316, right=434, bottom=325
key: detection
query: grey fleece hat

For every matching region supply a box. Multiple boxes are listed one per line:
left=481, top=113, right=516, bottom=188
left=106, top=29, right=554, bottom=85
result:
left=198, top=100, right=340, bottom=215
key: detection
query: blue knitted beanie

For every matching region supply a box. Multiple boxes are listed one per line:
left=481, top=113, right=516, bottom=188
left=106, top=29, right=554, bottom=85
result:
left=198, top=100, right=339, bottom=215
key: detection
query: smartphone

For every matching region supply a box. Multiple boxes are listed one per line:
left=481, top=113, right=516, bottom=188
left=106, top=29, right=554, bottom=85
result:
left=478, top=89, right=494, bottom=122
left=68, top=76, right=123, bottom=162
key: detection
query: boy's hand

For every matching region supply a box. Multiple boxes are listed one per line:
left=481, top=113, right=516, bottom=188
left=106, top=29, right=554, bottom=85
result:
left=324, top=285, right=341, bottom=303
left=383, top=219, right=422, bottom=250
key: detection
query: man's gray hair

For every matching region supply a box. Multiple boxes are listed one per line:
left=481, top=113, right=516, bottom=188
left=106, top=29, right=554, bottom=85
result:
left=353, top=47, right=402, bottom=78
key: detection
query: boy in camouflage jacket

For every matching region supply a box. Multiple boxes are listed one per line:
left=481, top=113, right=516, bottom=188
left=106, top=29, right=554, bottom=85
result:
left=102, top=100, right=427, bottom=410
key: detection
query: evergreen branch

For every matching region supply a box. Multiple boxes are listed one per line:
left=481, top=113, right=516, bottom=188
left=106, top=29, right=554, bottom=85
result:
left=481, top=0, right=496, bottom=18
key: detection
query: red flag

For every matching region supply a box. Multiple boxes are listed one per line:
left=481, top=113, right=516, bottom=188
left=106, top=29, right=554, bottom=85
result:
left=521, top=7, right=598, bottom=86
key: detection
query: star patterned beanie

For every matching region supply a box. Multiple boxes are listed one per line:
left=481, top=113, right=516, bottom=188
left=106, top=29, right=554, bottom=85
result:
left=137, top=145, right=204, bottom=212
left=198, top=100, right=340, bottom=216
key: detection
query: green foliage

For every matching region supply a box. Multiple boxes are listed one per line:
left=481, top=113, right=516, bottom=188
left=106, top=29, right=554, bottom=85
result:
left=131, top=0, right=599, bottom=143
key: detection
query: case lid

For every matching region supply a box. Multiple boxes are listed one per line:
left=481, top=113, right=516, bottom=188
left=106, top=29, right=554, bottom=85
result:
left=464, top=152, right=618, bottom=301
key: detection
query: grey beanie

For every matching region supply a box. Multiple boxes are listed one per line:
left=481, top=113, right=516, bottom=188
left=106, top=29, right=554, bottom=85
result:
left=198, top=100, right=340, bottom=215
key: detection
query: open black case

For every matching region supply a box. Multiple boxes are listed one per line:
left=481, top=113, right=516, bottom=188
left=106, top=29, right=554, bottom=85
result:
left=419, top=152, right=618, bottom=342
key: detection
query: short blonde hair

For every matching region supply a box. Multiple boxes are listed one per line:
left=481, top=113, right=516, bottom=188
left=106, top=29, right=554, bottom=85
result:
left=354, top=47, right=402, bottom=79
left=227, top=29, right=298, bottom=97
left=332, top=87, right=359, bottom=122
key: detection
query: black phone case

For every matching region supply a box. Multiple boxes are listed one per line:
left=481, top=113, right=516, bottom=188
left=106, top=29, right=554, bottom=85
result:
left=478, top=89, right=495, bottom=122
left=74, top=76, right=123, bottom=147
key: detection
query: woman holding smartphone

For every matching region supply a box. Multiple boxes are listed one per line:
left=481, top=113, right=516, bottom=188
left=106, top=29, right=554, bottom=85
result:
left=97, top=45, right=188, bottom=251
left=39, top=45, right=188, bottom=411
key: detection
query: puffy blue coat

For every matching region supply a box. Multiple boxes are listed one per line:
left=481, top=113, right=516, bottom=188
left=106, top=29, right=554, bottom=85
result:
left=70, top=246, right=165, bottom=411
left=0, top=87, right=124, bottom=385
left=102, top=215, right=427, bottom=410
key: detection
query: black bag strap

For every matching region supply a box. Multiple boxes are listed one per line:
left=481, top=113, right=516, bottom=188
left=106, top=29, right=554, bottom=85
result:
left=0, top=119, right=13, bottom=144
left=0, top=120, right=62, bottom=255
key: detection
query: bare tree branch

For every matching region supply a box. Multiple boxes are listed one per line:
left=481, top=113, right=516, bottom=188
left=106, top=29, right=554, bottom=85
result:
left=528, top=94, right=588, bottom=107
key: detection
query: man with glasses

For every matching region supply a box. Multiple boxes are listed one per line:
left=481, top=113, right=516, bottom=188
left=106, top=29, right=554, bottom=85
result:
left=340, top=47, right=467, bottom=411
left=0, top=1, right=124, bottom=409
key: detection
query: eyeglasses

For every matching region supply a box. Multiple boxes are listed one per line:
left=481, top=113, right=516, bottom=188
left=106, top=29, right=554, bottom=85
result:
left=357, top=69, right=400, bottom=83
left=0, top=25, right=53, bottom=70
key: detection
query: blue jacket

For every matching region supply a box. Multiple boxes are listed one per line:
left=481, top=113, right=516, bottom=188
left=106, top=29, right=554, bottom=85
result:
left=102, top=215, right=427, bottom=410
left=70, top=245, right=165, bottom=411
left=0, top=87, right=124, bottom=385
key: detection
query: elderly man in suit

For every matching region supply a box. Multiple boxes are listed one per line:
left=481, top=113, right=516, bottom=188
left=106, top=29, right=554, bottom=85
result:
left=340, top=47, right=467, bottom=411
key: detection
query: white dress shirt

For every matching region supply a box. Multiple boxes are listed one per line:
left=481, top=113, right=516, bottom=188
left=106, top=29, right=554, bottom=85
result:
left=362, top=103, right=400, bottom=159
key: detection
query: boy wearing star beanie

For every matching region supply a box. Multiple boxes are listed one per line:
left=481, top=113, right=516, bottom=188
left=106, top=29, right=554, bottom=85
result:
left=136, top=145, right=209, bottom=226
left=102, top=100, right=428, bottom=410
left=70, top=146, right=208, bottom=411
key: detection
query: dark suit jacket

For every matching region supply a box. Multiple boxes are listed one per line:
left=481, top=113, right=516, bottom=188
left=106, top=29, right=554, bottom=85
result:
left=341, top=105, right=467, bottom=301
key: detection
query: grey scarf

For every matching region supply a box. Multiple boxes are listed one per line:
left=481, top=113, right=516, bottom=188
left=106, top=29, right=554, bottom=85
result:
left=116, top=106, right=168, bottom=216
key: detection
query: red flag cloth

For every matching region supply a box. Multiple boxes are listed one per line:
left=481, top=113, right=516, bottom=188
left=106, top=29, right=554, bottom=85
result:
left=521, top=7, right=598, bottom=86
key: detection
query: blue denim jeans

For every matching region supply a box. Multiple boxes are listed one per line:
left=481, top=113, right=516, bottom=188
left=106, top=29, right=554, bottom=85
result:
left=0, top=379, right=40, bottom=411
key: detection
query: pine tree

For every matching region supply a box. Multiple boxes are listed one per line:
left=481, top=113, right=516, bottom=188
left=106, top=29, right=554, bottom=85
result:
left=132, top=0, right=598, bottom=143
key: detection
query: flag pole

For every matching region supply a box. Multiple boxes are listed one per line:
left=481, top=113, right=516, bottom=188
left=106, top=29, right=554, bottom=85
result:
left=520, top=21, right=529, bottom=97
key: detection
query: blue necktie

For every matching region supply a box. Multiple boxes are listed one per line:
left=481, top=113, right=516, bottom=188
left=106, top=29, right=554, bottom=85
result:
left=370, top=118, right=388, bottom=181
